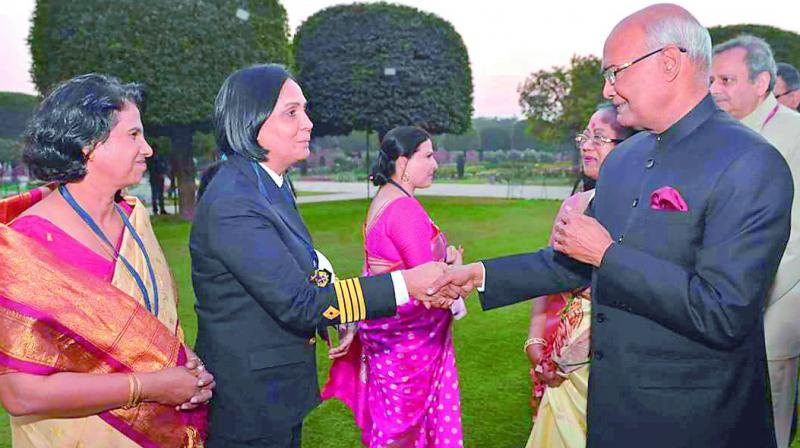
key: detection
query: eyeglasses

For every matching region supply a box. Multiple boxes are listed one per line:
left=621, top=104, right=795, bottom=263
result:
left=575, top=133, right=624, bottom=149
left=602, top=46, right=687, bottom=86
left=776, top=89, right=797, bottom=99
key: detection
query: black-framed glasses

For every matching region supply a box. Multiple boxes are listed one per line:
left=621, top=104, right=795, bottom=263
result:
left=575, top=133, right=624, bottom=149
left=776, top=89, right=797, bottom=99
left=602, top=46, right=687, bottom=85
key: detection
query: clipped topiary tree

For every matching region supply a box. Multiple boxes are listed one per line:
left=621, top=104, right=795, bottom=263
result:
left=709, top=24, right=800, bottom=71
left=28, top=0, right=290, bottom=218
left=293, top=2, right=473, bottom=141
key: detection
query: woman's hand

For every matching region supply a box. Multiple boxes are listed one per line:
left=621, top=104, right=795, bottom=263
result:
left=183, top=346, right=204, bottom=372
left=445, top=245, right=464, bottom=266
left=540, top=360, right=566, bottom=388
left=178, top=346, right=215, bottom=410
left=527, top=344, right=564, bottom=388
left=328, top=325, right=357, bottom=360
left=525, top=342, right=545, bottom=368
left=141, top=367, right=206, bottom=407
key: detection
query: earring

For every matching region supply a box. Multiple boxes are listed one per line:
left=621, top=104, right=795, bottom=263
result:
left=401, top=172, right=410, bottom=183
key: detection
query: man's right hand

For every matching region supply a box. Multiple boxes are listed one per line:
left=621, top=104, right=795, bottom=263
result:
left=426, top=262, right=485, bottom=299
left=402, top=262, right=461, bottom=308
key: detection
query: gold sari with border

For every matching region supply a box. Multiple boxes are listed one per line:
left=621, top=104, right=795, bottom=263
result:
left=0, top=195, right=203, bottom=447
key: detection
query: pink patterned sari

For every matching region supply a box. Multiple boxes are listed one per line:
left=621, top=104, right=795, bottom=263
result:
left=322, top=196, right=463, bottom=447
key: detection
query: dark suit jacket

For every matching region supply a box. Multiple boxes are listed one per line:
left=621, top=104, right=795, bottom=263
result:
left=481, top=96, right=793, bottom=447
left=190, top=154, right=396, bottom=442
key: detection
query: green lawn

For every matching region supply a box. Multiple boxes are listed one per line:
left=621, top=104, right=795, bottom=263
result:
left=296, top=190, right=336, bottom=197
left=436, top=176, right=574, bottom=186
left=2, top=197, right=799, bottom=447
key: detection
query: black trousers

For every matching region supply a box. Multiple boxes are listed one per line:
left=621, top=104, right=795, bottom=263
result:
left=150, top=183, right=165, bottom=214
left=206, top=422, right=302, bottom=448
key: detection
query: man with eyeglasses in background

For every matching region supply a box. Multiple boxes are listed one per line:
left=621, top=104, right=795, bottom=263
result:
left=429, top=4, right=792, bottom=447
left=776, top=62, right=800, bottom=112
left=711, top=35, right=800, bottom=448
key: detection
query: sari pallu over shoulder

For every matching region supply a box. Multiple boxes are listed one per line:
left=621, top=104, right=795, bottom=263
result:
left=0, top=221, right=206, bottom=447
left=0, top=185, right=55, bottom=225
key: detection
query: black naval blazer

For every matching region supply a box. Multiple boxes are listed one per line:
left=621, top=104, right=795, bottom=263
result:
left=190, top=153, right=396, bottom=442
left=480, top=95, right=792, bottom=447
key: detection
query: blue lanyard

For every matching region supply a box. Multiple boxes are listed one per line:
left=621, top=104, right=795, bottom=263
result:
left=59, top=185, right=159, bottom=316
left=251, top=162, right=319, bottom=270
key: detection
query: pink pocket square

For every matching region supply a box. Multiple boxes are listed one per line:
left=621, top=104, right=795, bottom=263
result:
left=650, top=186, right=688, bottom=212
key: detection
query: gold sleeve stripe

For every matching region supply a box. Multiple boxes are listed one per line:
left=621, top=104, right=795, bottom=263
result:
left=353, top=278, right=366, bottom=321
left=339, top=279, right=354, bottom=324
left=345, top=279, right=361, bottom=322
left=345, top=279, right=359, bottom=322
left=342, top=279, right=355, bottom=321
left=333, top=281, right=348, bottom=323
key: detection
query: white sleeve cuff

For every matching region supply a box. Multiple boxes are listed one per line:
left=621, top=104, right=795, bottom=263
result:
left=391, top=271, right=410, bottom=306
left=476, top=263, right=486, bottom=292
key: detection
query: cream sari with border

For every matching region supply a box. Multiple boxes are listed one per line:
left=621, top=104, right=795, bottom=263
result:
left=3, top=197, right=196, bottom=447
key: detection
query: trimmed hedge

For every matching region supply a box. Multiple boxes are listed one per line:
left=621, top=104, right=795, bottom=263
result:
left=293, top=2, right=473, bottom=137
left=29, top=0, right=290, bottom=126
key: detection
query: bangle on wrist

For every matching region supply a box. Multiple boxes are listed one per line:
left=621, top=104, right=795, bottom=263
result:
left=122, top=373, right=143, bottom=409
left=523, top=337, right=547, bottom=353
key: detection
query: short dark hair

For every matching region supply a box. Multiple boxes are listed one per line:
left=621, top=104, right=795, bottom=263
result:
left=370, top=126, right=432, bottom=186
left=214, top=64, right=291, bottom=161
left=777, top=62, right=800, bottom=91
left=23, top=73, right=142, bottom=183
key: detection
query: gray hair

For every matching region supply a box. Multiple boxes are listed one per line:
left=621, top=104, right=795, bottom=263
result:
left=777, top=62, right=800, bottom=91
left=713, top=35, right=777, bottom=92
left=644, top=12, right=712, bottom=77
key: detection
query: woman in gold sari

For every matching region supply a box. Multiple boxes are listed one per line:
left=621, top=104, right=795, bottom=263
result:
left=0, top=73, right=213, bottom=447
left=524, top=104, right=632, bottom=448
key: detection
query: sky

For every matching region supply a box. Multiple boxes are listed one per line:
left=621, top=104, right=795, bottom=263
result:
left=1, top=1, right=799, bottom=118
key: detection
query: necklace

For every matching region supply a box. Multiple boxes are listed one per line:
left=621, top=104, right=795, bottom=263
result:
left=387, top=179, right=412, bottom=197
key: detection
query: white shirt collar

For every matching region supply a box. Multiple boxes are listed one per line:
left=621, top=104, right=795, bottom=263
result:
left=258, top=161, right=284, bottom=188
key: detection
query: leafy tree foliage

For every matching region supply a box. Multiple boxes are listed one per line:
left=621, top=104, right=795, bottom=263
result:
left=439, top=128, right=480, bottom=152
left=0, top=92, right=39, bottom=142
left=518, top=55, right=604, bottom=144
left=480, top=127, right=512, bottom=151
left=0, top=138, right=22, bottom=163
left=28, top=0, right=290, bottom=217
left=293, top=2, right=473, bottom=138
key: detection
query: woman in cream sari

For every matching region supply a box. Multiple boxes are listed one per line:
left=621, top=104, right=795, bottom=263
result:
left=0, top=74, right=212, bottom=447
left=525, top=104, right=632, bottom=448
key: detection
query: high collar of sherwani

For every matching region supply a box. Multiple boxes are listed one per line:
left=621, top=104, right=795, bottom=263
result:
left=259, top=161, right=285, bottom=188
left=741, top=93, right=779, bottom=132
left=654, top=94, right=718, bottom=148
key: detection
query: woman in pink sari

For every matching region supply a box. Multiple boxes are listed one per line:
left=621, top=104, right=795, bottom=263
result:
left=323, top=126, right=466, bottom=447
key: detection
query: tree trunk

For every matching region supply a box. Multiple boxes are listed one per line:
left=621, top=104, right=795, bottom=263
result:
left=169, top=125, right=196, bottom=220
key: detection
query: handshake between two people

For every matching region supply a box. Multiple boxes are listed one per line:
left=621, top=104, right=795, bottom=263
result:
left=327, top=246, right=478, bottom=360
left=402, top=259, right=484, bottom=309
left=402, top=209, right=615, bottom=310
